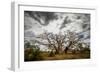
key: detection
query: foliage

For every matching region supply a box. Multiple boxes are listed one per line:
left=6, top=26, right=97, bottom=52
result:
left=24, top=42, right=31, bottom=49
left=49, top=51, right=55, bottom=57
left=24, top=43, right=43, bottom=61
left=80, top=47, right=90, bottom=53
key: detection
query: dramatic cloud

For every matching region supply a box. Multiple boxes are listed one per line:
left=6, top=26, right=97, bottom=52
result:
left=25, top=11, right=57, bottom=26
left=24, top=11, right=90, bottom=47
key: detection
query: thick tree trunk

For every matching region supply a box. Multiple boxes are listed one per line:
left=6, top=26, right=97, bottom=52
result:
left=55, top=48, right=63, bottom=54
left=64, top=47, right=68, bottom=53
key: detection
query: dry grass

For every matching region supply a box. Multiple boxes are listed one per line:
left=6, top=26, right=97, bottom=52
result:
left=25, top=49, right=90, bottom=61
left=39, top=51, right=90, bottom=60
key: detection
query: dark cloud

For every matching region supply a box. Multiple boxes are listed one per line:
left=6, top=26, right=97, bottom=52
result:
left=24, top=11, right=57, bottom=26
left=78, top=34, right=84, bottom=39
left=24, top=31, right=35, bottom=37
left=76, top=16, right=81, bottom=19
left=74, top=13, right=90, bottom=32
left=60, top=16, right=72, bottom=29
left=24, top=11, right=90, bottom=45
left=24, top=24, right=32, bottom=30
left=83, top=14, right=90, bottom=24
left=86, top=35, right=90, bottom=39
left=77, top=29, right=90, bottom=44
left=82, top=24, right=88, bottom=29
left=24, top=12, right=34, bottom=30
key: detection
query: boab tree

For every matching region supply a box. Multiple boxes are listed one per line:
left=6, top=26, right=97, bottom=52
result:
left=39, top=30, right=80, bottom=54
left=64, top=30, right=80, bottom=53
left=39, top=31, right=67, bottom=54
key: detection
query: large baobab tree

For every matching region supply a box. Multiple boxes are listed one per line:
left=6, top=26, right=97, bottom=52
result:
left=39, top=30, right=80, bottom=54
left=39, top=31, right=67, bottom=54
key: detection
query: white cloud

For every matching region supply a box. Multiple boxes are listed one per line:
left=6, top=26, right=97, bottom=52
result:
left=24, top=11, right=90, bottom=48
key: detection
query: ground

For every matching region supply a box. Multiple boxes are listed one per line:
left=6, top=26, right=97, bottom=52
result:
left=40, top=51, right=90, bottom=60
left=24, top=49, right=90, bottom=61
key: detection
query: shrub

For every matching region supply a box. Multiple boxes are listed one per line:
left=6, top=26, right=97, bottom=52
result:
left=24, top=45, right=43, bottom=61
left=49, top=51, right=55, bottom=57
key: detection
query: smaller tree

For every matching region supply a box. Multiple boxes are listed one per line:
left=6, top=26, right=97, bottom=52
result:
left=64, top=30, right=80, bottom=53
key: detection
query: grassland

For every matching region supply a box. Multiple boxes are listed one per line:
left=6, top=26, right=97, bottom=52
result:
left=24, top=48, right=90, bottom=62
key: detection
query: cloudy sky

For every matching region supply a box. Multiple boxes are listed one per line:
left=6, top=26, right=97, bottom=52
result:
left=24, top=11, right=90, bottom=46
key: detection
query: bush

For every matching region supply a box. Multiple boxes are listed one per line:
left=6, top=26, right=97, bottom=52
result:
left=49, top=51, right=55, bottom=57
left=24, top=45, right=43, bottom=61
left=24, top=42, right=31, bottom=49
left=80, top=47, right=90, bottom=53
